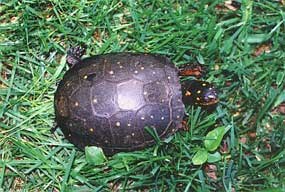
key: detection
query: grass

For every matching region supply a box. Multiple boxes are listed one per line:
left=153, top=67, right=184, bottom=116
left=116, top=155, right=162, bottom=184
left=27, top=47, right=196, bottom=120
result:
left=1, top=0, right=285, bottom=191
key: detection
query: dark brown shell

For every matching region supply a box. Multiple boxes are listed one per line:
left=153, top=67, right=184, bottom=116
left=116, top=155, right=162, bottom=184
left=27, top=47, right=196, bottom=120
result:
left=54, top=53, right=185, bottom=155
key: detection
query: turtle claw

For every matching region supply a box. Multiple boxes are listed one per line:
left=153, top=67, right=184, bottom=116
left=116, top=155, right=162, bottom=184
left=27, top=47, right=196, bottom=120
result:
left=51, top=124, right=59, bottom=133
left=66, top=45, right=86, bottom=67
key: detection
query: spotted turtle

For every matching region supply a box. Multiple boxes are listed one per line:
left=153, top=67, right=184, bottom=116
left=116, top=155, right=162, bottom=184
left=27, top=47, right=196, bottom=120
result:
left=54, top=46, right=218, bottom=155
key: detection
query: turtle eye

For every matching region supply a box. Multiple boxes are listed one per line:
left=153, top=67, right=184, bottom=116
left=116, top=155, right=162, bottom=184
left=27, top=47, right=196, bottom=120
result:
left=86, top=73, right=97, bottom=81
left=203, top=87, right=218, bottom=102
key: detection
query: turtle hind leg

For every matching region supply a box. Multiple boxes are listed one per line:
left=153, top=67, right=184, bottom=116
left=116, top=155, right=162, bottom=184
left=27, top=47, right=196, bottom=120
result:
left=66, top=45, right=87, bottom=67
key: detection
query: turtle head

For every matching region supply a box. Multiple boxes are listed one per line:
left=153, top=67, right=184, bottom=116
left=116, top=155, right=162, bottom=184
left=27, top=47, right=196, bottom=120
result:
left=181, top=80, right=219, bottom=107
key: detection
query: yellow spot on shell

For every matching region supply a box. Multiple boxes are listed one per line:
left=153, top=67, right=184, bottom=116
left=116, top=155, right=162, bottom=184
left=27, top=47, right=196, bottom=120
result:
left=116, top=122, right=121, bottom=127
left=202, top=83, right=207, bottom=86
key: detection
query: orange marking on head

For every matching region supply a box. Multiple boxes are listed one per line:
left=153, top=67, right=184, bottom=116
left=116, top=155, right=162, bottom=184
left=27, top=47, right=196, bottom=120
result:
left=185, top=91, right=192, bottom=96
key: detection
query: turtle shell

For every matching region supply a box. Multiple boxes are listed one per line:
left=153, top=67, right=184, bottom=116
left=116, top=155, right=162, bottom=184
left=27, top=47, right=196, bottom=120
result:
left=54, top=53, right=185, bottom=155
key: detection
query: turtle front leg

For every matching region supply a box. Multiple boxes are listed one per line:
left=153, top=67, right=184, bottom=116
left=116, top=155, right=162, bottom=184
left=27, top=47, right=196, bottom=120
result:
left=66, top=45, right=86, bottom=67
left=178, top=63, right=205, bottom=78
left=181, top=119, right=189, bottom=131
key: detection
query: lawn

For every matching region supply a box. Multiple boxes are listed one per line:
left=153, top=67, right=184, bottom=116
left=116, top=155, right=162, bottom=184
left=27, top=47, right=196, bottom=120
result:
left=1, top=0, right=285, bottom=191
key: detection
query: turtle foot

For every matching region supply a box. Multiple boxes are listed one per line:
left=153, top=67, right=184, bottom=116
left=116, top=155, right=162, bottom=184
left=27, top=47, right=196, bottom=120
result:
left=66, top=45, right=86, bottom=67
